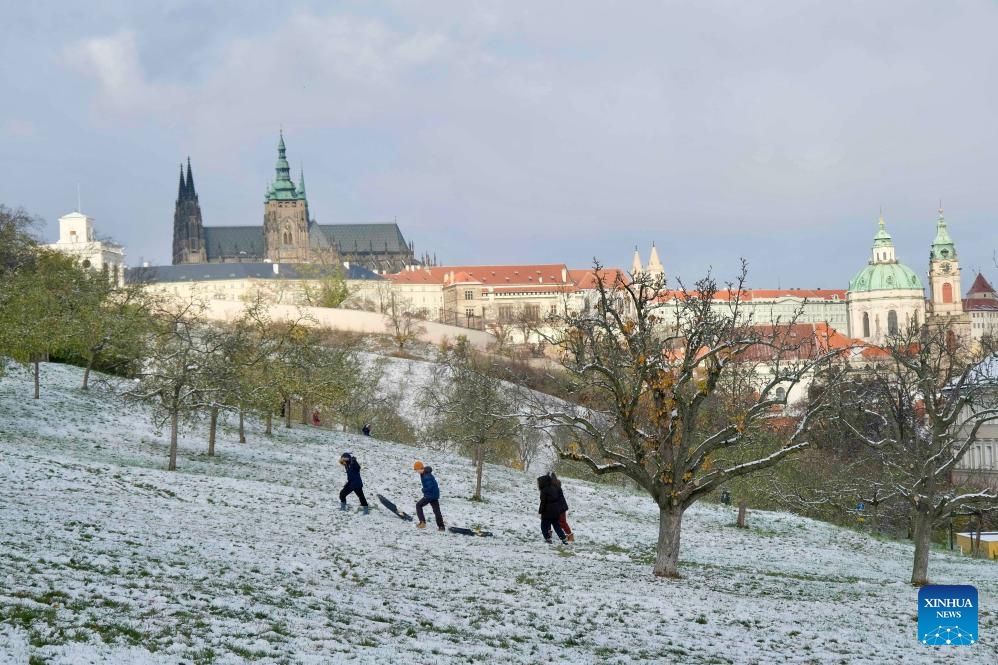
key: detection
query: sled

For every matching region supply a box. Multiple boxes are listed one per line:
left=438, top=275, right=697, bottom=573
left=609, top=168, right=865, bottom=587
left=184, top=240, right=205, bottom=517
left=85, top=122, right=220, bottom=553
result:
left=448, top=526, right=494, bottom=538
left=377, top=493, right=413, bottom=521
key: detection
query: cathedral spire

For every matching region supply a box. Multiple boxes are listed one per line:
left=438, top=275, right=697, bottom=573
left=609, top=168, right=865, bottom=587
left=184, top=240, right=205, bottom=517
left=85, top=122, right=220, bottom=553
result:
left=646, top=242, right=664, bottom=278
left=268, top=130, right=297, bottom=200
left=177, top=163, right=186, bottom=201
left=631, top=246, right=643, bottom=276
left=185, top=157, right=196, bottom=198
left=298, top=167, right=306, bottom=198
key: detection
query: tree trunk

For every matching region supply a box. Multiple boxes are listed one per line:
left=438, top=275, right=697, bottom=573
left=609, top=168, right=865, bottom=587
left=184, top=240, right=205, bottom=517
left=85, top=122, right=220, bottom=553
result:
left=654, top=504, right=685, bottom=578
left=911, top=511, right=934, bottom=586
left=871, top=502, right=880, bottom=535
left=82, top=352, right=95, bottom=390
left=736, top=500, right=748, bottom=528
left=265, top=412, right=273, bottom=436
left=239, top=408, right=246, bottom=444
left=168, top=410, right=179, bottom=471
left=208, top=406, right=219, bottom=457
left=285, top=397, right=292, bottom=428
left=300, top=398, right=308, bottom=425
left=974, top=514, right=984, bottom=557
left=473, top=446, right=484, bottom=501
left=33, top=360, right=40, bottom=399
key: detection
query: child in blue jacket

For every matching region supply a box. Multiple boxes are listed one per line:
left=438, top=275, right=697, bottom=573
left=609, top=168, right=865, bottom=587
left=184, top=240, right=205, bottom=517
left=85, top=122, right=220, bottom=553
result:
left=339, top=452, right=369, bottom=513
left=413, top=460, right=445, bottom=530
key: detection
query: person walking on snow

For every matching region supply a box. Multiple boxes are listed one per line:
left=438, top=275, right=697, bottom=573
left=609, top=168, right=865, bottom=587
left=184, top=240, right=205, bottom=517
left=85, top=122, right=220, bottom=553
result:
left=550, top=472, right=574, bottom=542
left=312, top=409, right=321, bottom=426
left=413, top=460, right=445, bottom=531
left=537, top=474, right=568, bottom=545
left=339, top=452, right=369, bottom=513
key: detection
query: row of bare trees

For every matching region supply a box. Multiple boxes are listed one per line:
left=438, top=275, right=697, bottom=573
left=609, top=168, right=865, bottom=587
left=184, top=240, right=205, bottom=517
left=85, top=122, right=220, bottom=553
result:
left=518, top=262, right=998, bottom=585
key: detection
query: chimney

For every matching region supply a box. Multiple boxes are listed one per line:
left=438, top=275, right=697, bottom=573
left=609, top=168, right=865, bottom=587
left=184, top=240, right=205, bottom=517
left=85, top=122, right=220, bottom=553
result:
left=561, top=268, right=567, bottom=282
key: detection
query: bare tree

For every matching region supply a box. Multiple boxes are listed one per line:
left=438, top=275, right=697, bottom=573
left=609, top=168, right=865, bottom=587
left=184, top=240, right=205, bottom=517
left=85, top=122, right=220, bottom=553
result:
left=837, top=324, right=998, bottom=585
left=531, top=262, right=840, bottom=577
left=423, top=337, right=522, bottom=500
left=125, top=297, right=227, bottom=471
left=516, top=426, right=545, bottom=472
left=384, top=291, right=425, bottom=354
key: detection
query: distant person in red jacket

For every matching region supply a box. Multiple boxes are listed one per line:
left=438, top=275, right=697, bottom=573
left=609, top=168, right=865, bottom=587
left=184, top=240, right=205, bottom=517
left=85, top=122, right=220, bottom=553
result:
left=312, top=410, right=321, bottom=426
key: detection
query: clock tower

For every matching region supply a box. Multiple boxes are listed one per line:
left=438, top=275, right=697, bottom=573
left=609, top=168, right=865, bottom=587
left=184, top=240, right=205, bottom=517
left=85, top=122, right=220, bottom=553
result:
left=927, top=207, right=963, bottom=316
left=926, top=207, right=970, bottom=341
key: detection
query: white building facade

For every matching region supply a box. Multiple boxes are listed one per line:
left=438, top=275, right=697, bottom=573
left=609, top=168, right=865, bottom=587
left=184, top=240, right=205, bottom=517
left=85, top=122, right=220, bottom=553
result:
left=47, top=211, right=126, bottom=285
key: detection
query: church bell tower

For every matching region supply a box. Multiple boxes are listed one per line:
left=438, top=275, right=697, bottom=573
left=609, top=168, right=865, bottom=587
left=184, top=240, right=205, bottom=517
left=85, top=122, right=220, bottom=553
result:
left=263, top=131, right=311, bottom=263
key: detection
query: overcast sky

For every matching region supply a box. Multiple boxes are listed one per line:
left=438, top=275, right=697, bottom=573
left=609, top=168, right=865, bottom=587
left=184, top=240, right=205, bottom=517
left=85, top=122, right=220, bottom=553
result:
left=2, top=1, right=996, bottom=289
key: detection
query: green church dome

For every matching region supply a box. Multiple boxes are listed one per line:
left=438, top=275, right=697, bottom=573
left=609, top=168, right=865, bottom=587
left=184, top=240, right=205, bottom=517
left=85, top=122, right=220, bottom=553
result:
left=849, top=262, right=923, bottom=292
left=848, top=214, right=925, bottom=293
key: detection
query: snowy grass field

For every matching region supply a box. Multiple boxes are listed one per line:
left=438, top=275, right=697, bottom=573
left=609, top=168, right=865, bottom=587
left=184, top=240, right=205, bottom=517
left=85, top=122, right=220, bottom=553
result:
left=1, top=363, right=996, bottom=664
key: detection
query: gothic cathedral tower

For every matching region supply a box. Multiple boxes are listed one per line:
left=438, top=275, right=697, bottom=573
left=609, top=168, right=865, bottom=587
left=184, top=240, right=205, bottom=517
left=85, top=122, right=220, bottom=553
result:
left=264, top=132, right=310, bottom=263
left=172, top=158, right=206, bottom=264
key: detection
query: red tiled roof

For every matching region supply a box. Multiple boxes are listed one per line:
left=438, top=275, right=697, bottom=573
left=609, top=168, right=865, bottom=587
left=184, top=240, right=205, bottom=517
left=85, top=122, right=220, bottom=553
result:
left=967, top=273, right=996, bottom=296
left=388, top=264, right=571, bottom=286
left=568, top=268, right=630, bottom=290
left=965, top=299, right=998, bottom=312
left=389, top=264, right=628, bottom=291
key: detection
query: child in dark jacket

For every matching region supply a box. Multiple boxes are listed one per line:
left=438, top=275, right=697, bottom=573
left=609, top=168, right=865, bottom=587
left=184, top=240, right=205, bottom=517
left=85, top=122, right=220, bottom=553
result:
left=339, top=452, right=369, bottom=513
left=413, top=460, right=445, bottom=531
left=538, top=474, right=568, bottom=544
left=550, top=472, right=574, bottom=542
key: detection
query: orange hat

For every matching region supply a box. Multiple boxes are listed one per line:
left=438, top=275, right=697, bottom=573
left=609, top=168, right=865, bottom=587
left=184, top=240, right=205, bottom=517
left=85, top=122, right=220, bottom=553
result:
left=413, top=460, right=424, bottom=471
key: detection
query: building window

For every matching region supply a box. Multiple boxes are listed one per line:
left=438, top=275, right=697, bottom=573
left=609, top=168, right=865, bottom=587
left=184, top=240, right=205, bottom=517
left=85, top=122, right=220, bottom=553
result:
left=465, top=307, right=474, bottom=318
left=942, top=282, right=953, bottom=304
left=775, top=386, right=786, bottom=400
left=862, top=312, right=870, bottom=337
left=887, top=310, right=898, bottom=335
left=525, top=304, right=541, bottom=321
left=498, top=305, right=513, bottom=322
left=464, top=290, right=474, bottom=300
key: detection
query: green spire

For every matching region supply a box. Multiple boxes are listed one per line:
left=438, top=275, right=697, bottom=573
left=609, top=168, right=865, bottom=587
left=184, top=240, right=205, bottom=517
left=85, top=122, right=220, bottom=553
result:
left=266, top=130, right=300, bottom=201
left=873, top=214, right=893, bottom=249
left=930, top=206, right=956, bottom=260
left=298, top=168, right=306, bottom=198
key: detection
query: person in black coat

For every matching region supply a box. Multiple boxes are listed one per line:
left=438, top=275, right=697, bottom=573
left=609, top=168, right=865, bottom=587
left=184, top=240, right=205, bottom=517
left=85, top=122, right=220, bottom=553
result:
left=537, top=474, right=568, bottom=544
left=550, top=472, right=574, bottom=542
left=339, top=452, right=369, bottom=513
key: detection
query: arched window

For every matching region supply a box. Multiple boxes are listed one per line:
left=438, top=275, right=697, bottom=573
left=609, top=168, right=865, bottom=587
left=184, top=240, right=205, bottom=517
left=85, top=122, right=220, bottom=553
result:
left=862, top=312, right=870, bottom=337
left=775, top=386, right=786, bottom=400
left=942, top=282, right=953, bottom=303
left=888, top=310, right=898, bottom=335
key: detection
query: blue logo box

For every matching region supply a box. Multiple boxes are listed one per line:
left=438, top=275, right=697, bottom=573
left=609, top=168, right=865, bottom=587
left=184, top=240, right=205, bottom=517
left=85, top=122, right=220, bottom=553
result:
left=918, top=585, right=978, bottom=646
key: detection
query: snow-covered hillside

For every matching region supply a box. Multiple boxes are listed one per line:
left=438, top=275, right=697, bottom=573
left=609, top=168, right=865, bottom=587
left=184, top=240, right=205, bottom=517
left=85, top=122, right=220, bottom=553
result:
left=1, top=363, right=995, bottom=664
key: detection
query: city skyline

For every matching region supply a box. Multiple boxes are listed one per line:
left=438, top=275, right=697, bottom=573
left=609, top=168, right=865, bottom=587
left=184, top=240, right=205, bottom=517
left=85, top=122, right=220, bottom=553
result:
left=2, top=2, right=997, bottom=288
